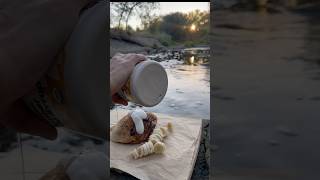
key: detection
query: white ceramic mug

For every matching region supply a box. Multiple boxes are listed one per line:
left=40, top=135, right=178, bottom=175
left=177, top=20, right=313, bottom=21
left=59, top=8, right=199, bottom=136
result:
left=118, top=60, right=168, bottom=107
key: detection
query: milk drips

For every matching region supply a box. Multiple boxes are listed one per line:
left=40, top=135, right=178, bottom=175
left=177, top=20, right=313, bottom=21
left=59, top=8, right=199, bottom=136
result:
left=130, top=109, right=147, bottom=134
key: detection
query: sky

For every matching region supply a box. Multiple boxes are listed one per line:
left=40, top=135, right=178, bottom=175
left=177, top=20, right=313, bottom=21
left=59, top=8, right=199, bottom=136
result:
left=113, top=2, right=210, bottom=30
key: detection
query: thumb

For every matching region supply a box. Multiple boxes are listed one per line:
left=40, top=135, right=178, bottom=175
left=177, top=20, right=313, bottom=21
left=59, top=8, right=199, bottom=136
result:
left=126, top=54, right=147, bottom=65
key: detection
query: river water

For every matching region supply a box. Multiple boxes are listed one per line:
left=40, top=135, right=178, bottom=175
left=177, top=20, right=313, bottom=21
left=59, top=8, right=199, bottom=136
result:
left=212, top=9, right=320, bottom=180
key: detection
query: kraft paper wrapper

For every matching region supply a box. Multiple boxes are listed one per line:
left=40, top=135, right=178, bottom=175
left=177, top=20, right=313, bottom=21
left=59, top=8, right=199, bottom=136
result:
left=110, top=110, right=202, bottom=180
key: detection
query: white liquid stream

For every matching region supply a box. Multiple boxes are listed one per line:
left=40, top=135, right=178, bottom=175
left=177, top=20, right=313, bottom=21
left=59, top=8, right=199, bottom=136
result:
left=130, top=108, right=147, bottom=134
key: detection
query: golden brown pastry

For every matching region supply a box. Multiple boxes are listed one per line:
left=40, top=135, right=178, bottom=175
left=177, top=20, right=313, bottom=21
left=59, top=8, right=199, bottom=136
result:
left=110, top=112, right=157, bottom=144
left=130, top=122, right=173, bottom=159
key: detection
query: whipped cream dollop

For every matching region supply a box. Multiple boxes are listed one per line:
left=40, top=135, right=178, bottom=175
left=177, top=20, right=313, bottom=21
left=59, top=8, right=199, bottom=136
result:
left=130, top=108, right=147, bottom=134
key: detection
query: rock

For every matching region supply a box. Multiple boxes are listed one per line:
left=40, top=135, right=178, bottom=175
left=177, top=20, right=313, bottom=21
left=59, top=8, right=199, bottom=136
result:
left=203, top=120, right=210, bottom=168
left=110, top=30, right=165, bottom=58
left=110, top=39, right=151, bottom=57
left=191, top=119, right=210, bottom=179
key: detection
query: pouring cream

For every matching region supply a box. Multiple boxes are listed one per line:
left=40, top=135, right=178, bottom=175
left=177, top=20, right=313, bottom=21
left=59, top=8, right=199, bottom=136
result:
left=130, top=109, right=147, bottom=134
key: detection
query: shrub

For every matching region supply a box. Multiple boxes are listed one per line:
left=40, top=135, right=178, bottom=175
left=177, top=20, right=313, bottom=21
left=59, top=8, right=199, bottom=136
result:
left=155, top=32, right=173, bottom=47
left=184, top=41, right=196, bottom=48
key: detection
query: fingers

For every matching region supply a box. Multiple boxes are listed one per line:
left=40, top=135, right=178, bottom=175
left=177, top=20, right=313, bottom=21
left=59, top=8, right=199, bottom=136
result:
left=126, top=54, right=147, bottom=65
left=116, top=53, right=147, bottom=65
left=113, top=53, right=146, bottom=60
left=110, top=53, right=147, bottom=96
left=112, top=94, right=128, bottom=106
left=0, top=100, right=57, bottom=140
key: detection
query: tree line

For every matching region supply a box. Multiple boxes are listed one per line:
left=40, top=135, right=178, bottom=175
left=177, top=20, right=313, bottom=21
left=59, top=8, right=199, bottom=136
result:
left=111, top=2, right=209, bottom=45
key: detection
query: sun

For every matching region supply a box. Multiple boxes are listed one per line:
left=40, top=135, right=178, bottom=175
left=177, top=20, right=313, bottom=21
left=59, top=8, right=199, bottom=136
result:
left=190, top=24, right=196, bottom=31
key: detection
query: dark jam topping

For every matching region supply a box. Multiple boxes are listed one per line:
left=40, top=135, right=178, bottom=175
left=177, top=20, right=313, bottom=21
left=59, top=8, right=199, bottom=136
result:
left=130, top=127, right=136, bottom=136
left=130, top=117, right=155, bottom=136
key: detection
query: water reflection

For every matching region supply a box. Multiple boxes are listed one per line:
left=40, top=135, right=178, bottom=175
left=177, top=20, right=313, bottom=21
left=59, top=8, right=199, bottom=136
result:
left=189, top=56, right=195, bottom=64
left=213, top=8, right=320, bottom=180
left=300, top=12, right=320, bottom=79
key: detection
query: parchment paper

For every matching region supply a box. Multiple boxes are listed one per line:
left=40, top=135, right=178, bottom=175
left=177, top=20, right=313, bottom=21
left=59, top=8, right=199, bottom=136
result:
left=110, top=110, right=202, bottom=180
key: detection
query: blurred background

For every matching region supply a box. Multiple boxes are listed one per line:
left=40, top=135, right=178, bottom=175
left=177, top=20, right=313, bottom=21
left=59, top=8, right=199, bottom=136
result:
left=212, top=0, right=320, bottom=179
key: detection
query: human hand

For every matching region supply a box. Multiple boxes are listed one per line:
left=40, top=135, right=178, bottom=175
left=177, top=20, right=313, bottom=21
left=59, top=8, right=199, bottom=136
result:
left=0, top=0, right=96, bottom=140
left=110, top=53, right=146, bottom=105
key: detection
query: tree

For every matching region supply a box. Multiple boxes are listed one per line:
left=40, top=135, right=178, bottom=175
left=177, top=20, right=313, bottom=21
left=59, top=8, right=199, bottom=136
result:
left=110, top=2, right=159, bottom=32
left=124, top=2, right=142, bottom=31
left=110, top=2, right=128, bottom=30
left=147, top=17, right=162, bottom=33
left=160, top=12, right=189, bottom=41
left=138, top=3, right=159, bottom=30
left=186, top=10, right=209, bottom=29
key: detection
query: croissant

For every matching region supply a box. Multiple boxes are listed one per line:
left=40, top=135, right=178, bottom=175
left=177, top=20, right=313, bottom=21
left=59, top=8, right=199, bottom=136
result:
left=110, top=112, right=157, bottom=144
left=130, top=122, right=173, bottom=159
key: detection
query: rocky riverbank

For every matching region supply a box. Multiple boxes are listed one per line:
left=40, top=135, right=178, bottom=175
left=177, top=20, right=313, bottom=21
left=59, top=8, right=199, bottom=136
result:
left=110, top=30, right=205, bottom=57
left=110, top=30, right=166, bottom=57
